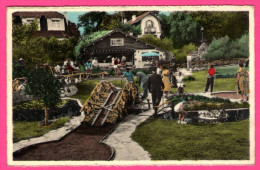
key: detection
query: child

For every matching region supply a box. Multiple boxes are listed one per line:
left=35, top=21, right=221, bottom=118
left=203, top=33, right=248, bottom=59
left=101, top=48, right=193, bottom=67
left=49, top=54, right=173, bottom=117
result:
left=176, top=72, right=184, bottom=94
left=174, top=98, right=188, bottom=124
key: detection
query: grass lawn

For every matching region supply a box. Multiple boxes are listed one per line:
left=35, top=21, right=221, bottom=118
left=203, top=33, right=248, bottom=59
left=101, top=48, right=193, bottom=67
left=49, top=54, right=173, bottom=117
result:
left=13, top=117, right=70, bottom=143
left=71, top=79, right=134, bottom=103
left=132, top=118, right=249, bottom=160
left=174, top=70, right=237, bottom=93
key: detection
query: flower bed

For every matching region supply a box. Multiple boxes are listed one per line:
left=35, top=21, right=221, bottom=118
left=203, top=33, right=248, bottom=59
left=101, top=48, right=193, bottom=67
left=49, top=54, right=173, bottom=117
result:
left=165, top=94, right=249, bottom=123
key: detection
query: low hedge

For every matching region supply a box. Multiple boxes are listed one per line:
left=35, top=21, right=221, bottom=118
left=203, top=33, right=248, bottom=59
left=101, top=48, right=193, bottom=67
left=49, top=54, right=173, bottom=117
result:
left=13, top=100, right=81, bottom=121
left=168, top=94, right=249, bottom=111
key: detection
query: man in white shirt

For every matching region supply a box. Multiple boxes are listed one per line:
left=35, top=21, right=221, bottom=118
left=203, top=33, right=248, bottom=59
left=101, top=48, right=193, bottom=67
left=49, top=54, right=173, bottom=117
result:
left=187, top=52, right=193, bottom=71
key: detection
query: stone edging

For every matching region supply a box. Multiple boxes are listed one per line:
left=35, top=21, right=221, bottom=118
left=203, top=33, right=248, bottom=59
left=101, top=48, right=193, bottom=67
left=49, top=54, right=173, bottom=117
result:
left=13, top=98, right=84, bottom=153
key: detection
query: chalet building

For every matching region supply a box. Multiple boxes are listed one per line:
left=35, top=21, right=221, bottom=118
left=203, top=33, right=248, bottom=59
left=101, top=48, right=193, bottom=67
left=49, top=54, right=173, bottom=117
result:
left=125, top=12, right=162, bottom=38
left=83, top=29, right=173, bottom=68
left=13, top=12, right=80, bottom=40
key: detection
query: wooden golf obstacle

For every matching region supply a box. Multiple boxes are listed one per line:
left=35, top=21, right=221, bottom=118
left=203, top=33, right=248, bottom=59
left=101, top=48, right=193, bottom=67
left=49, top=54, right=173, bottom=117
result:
left=81, top=81, right=139, bottom=126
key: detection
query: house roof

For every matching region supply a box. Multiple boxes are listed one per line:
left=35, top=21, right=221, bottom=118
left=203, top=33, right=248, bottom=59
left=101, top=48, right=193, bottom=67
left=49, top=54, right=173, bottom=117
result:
left=13, top=11, right=65, bottom=18
left=128, top=12, right=150, bottom=25
left=84, top=29, right=172, bottom=55
left=37, top=31, right=70, bottom=38
left=68, top=21, right=81, bottom=38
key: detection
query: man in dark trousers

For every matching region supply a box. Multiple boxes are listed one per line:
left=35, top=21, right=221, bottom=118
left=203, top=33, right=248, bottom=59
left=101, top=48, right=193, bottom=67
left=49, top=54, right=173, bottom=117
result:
left=148, top=71, right=164, bottom=118
left=204, top=64, right=216, bottom=94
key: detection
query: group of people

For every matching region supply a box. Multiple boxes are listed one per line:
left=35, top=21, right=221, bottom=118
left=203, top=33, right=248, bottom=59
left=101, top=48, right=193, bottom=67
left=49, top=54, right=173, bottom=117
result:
left=112, top=56, right=127, bottom=76
left=85, top=58, right=98, bottom=73
left=121, top=62, right=185, bottom=121
left=203, top=61, right=249, bottom=102
left=54, top=58, right=77, bottom=74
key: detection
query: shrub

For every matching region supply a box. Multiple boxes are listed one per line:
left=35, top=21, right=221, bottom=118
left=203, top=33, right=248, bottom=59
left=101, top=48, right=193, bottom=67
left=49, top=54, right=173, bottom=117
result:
left=227, top=34, right=249, bottom=59
left=204, top=36, right=230, bottom=61
left=173, top=43, right=198, bottom=63
left=204, top=34, right=249, bottom=61
left=140, top=34, right=174, bottom=52
left=183, top=76, right=195, bottom=81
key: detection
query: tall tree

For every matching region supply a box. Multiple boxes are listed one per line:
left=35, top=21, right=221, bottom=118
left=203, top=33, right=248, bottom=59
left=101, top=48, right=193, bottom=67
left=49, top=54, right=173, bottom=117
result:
left=78, top=12, right=107, bottom=35
left=192, top=12, right=249, bottom=42
left=168, top=12, right=200, bottom=47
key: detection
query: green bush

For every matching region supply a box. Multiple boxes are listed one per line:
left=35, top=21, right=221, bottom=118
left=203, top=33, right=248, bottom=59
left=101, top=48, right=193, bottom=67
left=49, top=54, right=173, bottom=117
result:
left=140, top=34, right=174, bottom=52
left=204, top=36, right=230, bottom=61
left=227, top=34, right=249, bottom=59
left=92, top=66, right=103, bottom=73
left=173, top=43, right=198, bottom=63
left=205, top=34, right=249, bottom=61
left=183, top=76, right=195, bottom=81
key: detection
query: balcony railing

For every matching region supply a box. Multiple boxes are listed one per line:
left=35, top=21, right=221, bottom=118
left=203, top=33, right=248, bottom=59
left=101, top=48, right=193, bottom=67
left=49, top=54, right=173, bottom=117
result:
left=144, top=27, right=156, bottom=34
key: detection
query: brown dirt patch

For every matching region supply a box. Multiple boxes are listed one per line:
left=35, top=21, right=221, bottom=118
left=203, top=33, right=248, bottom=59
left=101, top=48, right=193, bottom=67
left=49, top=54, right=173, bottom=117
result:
left=13, top=124, right=115, bottom=161
left=212, top=92, right=242, bottom=99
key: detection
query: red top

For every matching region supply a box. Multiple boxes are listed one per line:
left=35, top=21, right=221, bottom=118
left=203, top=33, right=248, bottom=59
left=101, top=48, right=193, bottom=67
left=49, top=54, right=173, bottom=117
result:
left=208, top=68, right=216, bottom=76
left=114, top=60, right=118, bottom=65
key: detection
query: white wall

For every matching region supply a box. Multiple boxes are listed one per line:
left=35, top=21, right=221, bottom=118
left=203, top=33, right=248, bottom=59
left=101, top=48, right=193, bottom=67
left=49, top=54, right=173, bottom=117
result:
left=134, top=49, right=166, bottom=68
left=21, top=18, right=40, bottom=31
left=47, top=18, right=65, bottom=31
left=140, top=14, right=162, bottom=38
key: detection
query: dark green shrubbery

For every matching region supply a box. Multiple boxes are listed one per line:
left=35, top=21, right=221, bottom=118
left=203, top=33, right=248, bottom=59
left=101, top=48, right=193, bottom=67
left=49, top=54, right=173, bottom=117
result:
left=183, top=76, right=195, bottom=81
left=168, top=94, right=249, bottom=111
left=205, top=33, right=249, bottom=61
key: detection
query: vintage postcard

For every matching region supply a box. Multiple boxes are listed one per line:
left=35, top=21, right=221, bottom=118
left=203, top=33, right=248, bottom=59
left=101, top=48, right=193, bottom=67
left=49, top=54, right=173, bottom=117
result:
left=4, top=5, right=256, bottom=167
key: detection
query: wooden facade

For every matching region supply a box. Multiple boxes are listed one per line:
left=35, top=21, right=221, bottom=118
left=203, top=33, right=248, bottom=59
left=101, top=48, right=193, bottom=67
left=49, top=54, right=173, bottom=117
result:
left=83, top=30, right=158, bottom=65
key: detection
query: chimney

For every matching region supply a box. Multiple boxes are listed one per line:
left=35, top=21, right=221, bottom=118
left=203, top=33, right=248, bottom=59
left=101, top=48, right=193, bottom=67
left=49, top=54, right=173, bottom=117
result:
left=123, top=19, right=127, bottom=24
left=64, top=12, right=68, bottom=25
left=132, top=15, right=136, bottom=21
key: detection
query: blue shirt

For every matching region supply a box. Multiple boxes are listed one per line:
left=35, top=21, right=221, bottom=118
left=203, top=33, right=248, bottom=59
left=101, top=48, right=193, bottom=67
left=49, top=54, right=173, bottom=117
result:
left=123, top=71, right=134, bottom=82
left=85, top=62, right=92, bottom=69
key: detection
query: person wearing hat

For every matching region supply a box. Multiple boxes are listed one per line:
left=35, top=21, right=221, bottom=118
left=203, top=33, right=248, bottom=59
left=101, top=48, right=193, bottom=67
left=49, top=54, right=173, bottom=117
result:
left=148, top=71, right=164, bottom=118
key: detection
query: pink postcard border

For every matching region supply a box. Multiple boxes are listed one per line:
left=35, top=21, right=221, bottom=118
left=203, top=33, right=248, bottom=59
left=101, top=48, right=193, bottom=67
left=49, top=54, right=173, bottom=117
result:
left=0, top=0, right=259, bottom=169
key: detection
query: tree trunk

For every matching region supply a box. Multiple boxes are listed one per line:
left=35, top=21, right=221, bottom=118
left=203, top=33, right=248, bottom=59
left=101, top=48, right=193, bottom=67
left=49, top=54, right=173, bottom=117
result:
left=44, top=106, right=48, bottom=125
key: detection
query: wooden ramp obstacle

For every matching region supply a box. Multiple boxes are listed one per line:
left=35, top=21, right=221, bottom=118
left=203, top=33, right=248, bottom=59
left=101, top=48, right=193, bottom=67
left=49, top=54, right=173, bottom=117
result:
left=81, top=81, right=139, bottom=126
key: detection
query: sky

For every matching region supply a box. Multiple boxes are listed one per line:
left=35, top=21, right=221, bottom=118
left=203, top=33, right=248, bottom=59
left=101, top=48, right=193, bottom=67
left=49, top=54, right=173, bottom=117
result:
left=63, top=11, right=170, bottom=35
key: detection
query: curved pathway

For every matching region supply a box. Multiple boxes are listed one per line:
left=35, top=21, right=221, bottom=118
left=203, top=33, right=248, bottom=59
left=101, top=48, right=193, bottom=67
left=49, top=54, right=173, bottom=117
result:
left=13, top=98, right=84, bottom=153
left=103, top=95, right=154, bottom=160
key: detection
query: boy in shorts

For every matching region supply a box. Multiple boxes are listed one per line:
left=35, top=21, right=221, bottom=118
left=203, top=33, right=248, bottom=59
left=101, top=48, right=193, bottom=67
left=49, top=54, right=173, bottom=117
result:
left=174, top=98, right=188, bottom=124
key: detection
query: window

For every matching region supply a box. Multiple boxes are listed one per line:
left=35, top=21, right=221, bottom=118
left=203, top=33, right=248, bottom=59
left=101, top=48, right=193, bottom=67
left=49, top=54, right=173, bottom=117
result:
left=145, top=20, right=154, bottom=28
left=26, top=19, right=34, bottom=24
left=51, top=19, right=61, bottom=30
left=110, top=38, right=124, bottom=46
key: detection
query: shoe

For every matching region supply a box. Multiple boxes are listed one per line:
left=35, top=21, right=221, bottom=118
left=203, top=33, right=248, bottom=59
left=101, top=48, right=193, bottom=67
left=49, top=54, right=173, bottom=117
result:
left=177, top=120, right=181, bottom=124
left=181, top=121, right=187, bottom=124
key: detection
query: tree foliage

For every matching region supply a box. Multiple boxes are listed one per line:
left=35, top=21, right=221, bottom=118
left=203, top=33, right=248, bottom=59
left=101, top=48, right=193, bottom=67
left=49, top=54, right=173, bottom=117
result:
left=78, top=12, right=107, bottom=35
left=139, top=34, right=174, bottom=52
left=204, top=34, right=249, bottom=61
left=192, top=12, right=249, bottom=42
left=167, top=12, right=200, bottom=47
left=24, top=67, right=63, bottom=125
left=13, top=20, right=78, bottom=68
left=173, top=43, right=198, bottom=63
left=117, top=23, right=141, bottom=36
left=74, top=30, right=110, bottom=59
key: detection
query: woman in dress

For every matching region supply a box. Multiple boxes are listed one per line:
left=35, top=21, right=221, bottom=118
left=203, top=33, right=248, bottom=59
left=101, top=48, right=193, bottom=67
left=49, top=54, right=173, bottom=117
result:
left=162, top=66, right=172, bottom=97
left=236, top=61, right=249, bottom=101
